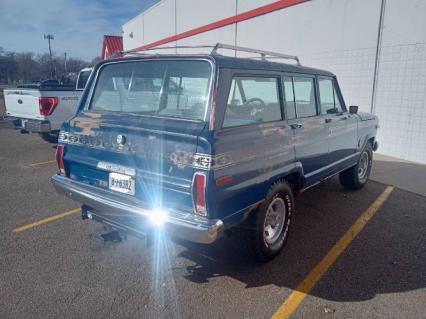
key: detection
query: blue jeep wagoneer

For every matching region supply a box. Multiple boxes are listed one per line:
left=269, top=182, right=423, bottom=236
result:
left=52, top=44, right=379, bottom=261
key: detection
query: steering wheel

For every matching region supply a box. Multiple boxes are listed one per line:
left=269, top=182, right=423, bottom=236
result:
left=243, top=97, right=266, bottom=116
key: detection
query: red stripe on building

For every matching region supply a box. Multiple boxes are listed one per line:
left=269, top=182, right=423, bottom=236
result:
left=130, top=0, right=309, bottom=52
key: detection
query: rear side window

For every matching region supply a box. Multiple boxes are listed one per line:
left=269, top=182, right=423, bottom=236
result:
left=223, top=76, right=281, bottom=128
left=283, top=76, right=296, bottom=119
left=293, top=77, right=317, bottom=118
left=319, top=77, right=343, bottom=114
left=90, top=60, right=212, bottom=120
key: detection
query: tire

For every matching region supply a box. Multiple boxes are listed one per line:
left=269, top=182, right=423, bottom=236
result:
left=238, top=181, right=294, bottom=262
left=339, top=143, right=373, bottom=190
left=39, top=132, right=58, bottom=144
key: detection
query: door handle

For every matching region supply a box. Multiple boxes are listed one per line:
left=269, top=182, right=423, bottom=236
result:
left=290, top=123, right=303, bottom=129
left=325, top=118, right=332, bottom=123
left=336, top=113, right=349, bottom=120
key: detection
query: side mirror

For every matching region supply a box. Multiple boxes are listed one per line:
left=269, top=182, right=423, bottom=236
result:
left=349, top=105, right=359, bottom=114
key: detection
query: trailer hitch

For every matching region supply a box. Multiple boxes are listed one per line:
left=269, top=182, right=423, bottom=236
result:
left=82, top=205, right=153, bottom=246
left=89, top=228, right=127, bottom=245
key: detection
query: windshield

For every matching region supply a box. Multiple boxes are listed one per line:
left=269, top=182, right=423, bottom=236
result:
left=76, top=70, right=91, bottom=90
left=89, top=60, right=212, bottom=120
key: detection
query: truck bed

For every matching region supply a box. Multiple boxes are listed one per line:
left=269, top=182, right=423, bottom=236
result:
left=17, top=84, right=76, bottom=91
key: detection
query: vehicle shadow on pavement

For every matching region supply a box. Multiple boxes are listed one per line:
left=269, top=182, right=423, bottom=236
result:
left=174, top=178, right=426, bottom=302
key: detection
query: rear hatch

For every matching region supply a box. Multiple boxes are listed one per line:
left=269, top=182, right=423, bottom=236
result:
left=62, top=58, right=213, bottom=213
left=4, top=89, right=43, bottom=120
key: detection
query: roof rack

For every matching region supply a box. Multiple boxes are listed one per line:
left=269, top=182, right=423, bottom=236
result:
left=120, top=45, right=215, bottom=57
left=211, top=43, right=300, bottom=65
left=120, top=43, right=301, bottom=65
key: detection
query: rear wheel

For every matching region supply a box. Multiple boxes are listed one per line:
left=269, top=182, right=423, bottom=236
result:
left=339, top=143, right=373, bottom=190
left=39, top=132, right=58, bottom=144
left=238, top=181, right=294, bottom=262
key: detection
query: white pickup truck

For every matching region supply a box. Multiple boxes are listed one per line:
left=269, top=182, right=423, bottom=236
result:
left=3, top=67, right=92, bottom=142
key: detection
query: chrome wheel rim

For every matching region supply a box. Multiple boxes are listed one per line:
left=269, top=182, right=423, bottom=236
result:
left=263, top=197, right=286, bottom=245
left=358, top=151, right=369, bottom=182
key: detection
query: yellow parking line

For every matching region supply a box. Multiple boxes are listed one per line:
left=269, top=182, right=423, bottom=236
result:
left=271, top=186, right=394, bottom=319
left=13, top=208, right=80, bottom=233
left=29, top=160, right=56, bottom=167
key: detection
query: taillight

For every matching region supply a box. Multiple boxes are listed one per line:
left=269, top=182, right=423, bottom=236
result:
left=56, top=145, right=65, bottom=174
left=39, top=97, right=59, bottom=116
left=192, top=173, right=207, bottom=216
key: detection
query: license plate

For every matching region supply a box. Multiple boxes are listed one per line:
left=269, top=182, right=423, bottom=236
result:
left=21, top=119, right=27, bottom=129
left=108, top=172, right=135, bottom=195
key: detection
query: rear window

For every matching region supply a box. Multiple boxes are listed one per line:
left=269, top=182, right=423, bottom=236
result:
left=89, top=60, right=212, bottom=120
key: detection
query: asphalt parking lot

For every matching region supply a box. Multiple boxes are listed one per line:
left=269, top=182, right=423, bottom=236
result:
left=1, top=124, right=425, bottom=319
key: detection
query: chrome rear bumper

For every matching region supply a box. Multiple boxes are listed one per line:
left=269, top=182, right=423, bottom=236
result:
left=51, top=174, right=223, bottom=244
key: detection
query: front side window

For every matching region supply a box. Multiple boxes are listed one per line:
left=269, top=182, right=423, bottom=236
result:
left=223, top=76, right=281, bottom=128
left=319, top=78, right=335, bottom=115
left=90, top=60, right=212, bottom=120
left=293, top=77, right=317, bottom=118
left=319, top=77, right=344, bottom=114
left=334, top=87, right=343, bottom=112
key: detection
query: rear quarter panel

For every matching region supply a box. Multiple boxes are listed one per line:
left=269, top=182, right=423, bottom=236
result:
left=200, top=123, right=297, bottom=226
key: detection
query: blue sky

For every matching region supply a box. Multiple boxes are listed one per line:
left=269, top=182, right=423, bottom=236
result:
left=0, top=0, right=159, bottom=61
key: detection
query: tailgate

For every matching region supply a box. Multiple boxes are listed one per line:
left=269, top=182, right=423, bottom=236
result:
left=61, top=113, right=206, bottom=213
left=4, top=89, right=43, bottom=120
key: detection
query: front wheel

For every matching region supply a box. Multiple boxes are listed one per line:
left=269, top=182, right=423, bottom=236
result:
left=239, top=181, right=294, bottom=262
left=339, top=143, right=373, bottom=190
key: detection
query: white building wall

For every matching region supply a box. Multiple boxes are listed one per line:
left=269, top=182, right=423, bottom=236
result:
left=373, top=0, right=426, bottom=163
left=122, top=0, right=426, bottom=164
left=175, top=0, right=235, bottom=53
left=122, top=15, right=143, bottom=50
left=144, top=0, right=175, bottom=45
left=176, top=0, right=235, bottom=33
left=236, top=0, right=381, bottom=115
left=237, top=0, right=272, bottom=12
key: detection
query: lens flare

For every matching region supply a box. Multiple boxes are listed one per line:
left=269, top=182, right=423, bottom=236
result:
left=150, top=228, right=182, bottom=318
left=149, top=209, right=168, bottom=226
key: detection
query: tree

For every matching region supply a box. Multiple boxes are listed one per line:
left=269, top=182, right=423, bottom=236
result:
left=0, top=48, right=17, bottom=84
left=15, top=52, right=40, bottom=83
left=91, top=56, right=103, bottom=66
left=63, top=57, right=88, bottom=74
left=0, top=47, right=93, bottom=85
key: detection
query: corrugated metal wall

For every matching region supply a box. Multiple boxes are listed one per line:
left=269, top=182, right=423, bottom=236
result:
left=122, top=0, right=426, bottom=164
